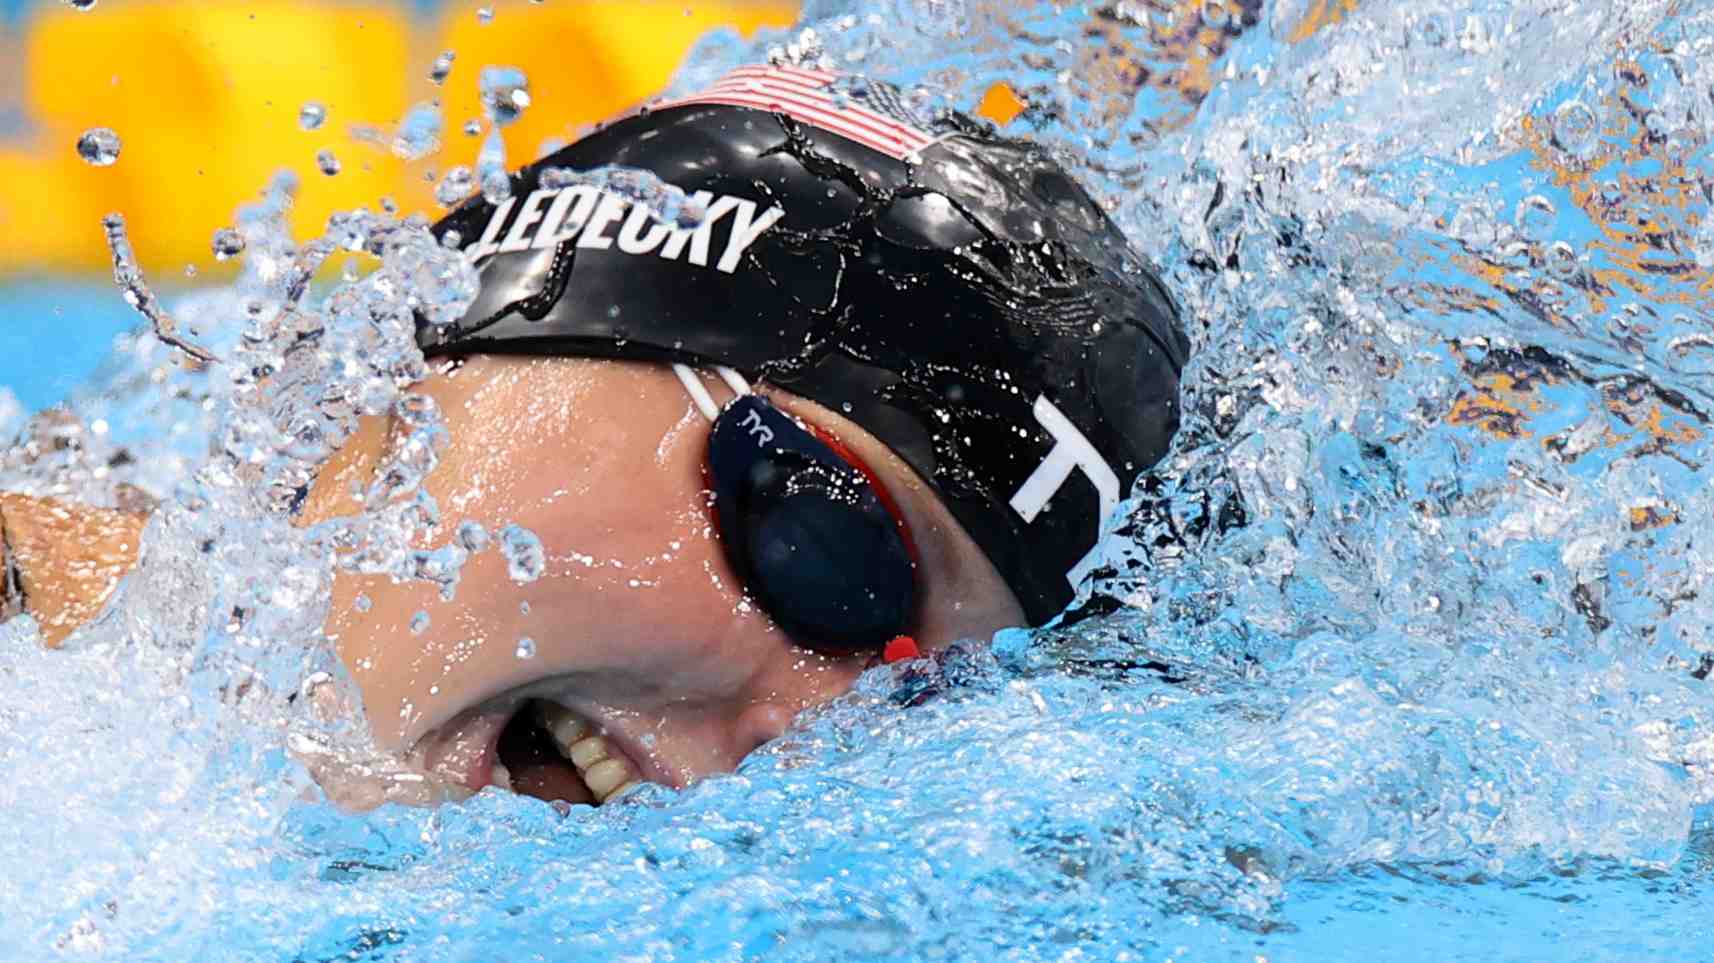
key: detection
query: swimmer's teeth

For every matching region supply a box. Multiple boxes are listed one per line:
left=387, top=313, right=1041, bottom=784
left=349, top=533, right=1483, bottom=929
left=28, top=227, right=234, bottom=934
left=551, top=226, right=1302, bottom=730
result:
left=566, top=735, right=609, bottom=769
left=567, top=735, right=640, bottom=803
left=531, top=700, right=590, bottom=746
left=533, top=700, right=639, bottom=804
left=582, top=758, right=632, bottom=800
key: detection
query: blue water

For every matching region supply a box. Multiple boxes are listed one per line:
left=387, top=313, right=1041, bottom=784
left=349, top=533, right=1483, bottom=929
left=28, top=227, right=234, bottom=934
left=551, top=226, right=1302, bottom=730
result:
left=1, top=1, right=1712, bottom=960
left=0, top=281, right=138, bottom=414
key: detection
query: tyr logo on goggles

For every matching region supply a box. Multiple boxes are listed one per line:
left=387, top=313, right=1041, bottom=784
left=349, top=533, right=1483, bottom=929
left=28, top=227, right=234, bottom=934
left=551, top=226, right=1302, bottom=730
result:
left=674, top=365, right=916, bottom=655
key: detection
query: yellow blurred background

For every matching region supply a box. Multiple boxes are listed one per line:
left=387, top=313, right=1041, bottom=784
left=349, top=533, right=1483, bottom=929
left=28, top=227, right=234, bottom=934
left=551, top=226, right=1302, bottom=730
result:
left=0, top=0, right=800, bottom=278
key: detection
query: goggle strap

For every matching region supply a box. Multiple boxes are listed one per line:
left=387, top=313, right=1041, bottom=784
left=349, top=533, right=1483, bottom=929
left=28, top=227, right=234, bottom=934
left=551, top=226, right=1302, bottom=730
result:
left=672, top=363, right=751, bottom=422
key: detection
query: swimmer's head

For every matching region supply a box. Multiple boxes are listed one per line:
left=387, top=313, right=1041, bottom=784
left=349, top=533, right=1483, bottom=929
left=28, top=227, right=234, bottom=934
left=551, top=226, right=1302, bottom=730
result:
left=422, top=63, right=1189, bottom=634
left=303, top=65, right=1186, bottom=809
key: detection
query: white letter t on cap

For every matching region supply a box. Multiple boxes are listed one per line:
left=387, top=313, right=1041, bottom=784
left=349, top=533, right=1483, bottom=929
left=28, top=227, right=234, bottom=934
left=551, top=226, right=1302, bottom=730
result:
left=1008, top=395, right=1121, bottom=532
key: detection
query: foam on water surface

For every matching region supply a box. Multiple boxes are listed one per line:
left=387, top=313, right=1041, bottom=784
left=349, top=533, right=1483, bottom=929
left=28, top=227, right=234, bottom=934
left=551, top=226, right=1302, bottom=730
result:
left=1, top=1, right=1712, bottom=959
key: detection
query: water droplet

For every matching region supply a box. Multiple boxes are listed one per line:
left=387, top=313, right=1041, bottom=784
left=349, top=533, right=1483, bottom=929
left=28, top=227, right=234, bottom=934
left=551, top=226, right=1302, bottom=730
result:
left=463, top=119, right=482, bottom=137
left=519, top=600, right=531, bottom=615
left=456, top=520, right=490, bottom=553
left=211, top=227, right=245, bottom=261
left=1692, top=216, right=1714, bottom=270
left=63, top=0, right=96, bottom=10
left=1200, top=1, right=1229, bottom=30
left=391, top=101, right=443, bottom=161
left=316, top=149, right=341, bottom=176
left=499, top=524, right=546, bottom=583
left=101, top=213, right=214, bottom=362
left=1513, top=195, right=1556, bottom=241
left=428, top=49, right=455, bottom=85
left=476, top=6, right=493, bottom=24
left=481, top=168, right=512, bottom=203
left=298, top=101, right=326, bottom=131
left=1552, top=100, right=1598, bottom=159
left=435, top=166, right=474, bottom=206
left=515, top=637, right=537, bottom=660
left=354, top=593, right=372, bottom=613
left=1417, top=14, right=1447, bottom=47
left=183, top=264, right=197, bottom=278
left=1666, top=333, right=1714, bottom=375
left=76, top=127, right=120, bottom=166
left=1547, top=241, right=1579, bottom=276
left=478, top=66, right=531, bottom=127
left=410, top=610, right=431, bottom=635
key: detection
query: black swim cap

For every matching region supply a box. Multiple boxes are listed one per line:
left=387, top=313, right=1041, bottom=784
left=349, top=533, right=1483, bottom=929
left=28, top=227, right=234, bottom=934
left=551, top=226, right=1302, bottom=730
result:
left=419, top=64, right=1188, bottom=626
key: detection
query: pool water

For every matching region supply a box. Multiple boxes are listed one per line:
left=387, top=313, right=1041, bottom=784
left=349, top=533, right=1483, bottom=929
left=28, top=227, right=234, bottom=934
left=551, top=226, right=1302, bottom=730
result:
left=1, top=1, right=1711, bottom=960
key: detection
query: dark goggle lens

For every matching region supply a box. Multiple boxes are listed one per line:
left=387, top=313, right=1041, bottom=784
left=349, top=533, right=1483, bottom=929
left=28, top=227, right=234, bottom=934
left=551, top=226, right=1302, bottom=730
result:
left=708, top=396, right=915, bottom=654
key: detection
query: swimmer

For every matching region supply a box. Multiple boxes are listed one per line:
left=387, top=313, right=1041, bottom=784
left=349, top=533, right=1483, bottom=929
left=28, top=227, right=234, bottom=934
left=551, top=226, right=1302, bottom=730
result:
left=0, top=64, right=1188, bottom=809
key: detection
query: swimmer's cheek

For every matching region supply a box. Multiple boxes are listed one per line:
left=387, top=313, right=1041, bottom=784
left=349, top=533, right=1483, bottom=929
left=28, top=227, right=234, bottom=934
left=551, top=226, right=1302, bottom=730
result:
left=0, top=493, right=147, bottom=648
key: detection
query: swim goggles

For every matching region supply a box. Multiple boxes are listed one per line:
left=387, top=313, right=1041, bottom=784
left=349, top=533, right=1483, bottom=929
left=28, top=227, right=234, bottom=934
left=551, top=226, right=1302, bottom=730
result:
left=673, top=364, right=919, bottom=660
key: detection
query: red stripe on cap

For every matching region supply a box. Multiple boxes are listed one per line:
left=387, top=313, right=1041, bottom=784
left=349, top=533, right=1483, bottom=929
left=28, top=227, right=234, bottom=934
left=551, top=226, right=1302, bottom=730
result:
left=682, top=88, right=929, bottom=153
left=661, top=66, right=936, bottom=160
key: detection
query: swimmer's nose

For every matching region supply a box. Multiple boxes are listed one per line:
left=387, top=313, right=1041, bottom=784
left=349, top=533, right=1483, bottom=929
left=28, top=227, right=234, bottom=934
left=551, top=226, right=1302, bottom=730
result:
left=734, top=703, right=797, bottom=758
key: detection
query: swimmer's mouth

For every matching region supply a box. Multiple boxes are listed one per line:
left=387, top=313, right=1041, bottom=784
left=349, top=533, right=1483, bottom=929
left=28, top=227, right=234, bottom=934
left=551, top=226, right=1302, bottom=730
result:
left=492, top=699, right=642, bottom=807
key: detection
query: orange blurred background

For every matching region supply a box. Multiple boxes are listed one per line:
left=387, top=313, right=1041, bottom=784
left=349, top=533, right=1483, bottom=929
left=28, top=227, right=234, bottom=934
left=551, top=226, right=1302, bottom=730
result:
left=0, top=0, right=800, bottom=279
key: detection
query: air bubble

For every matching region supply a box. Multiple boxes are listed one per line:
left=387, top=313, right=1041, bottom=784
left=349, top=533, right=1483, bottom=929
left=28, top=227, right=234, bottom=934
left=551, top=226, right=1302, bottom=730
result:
left=1552, top=100, right=1598, bottom=159
left=211, top=228, right=245, bottom=261
left=1513, top=195, right=1556, bottom=241
left=298, top=101, right=326, bottom=131
left=316, top=149, right=341, bottom=176
left=499, top=524, right=546, bottom=583
left=77, top=127, right=120, bottom=166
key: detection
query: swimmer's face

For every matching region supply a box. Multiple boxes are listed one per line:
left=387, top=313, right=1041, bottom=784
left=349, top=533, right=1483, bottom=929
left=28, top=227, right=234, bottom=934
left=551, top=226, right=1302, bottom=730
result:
left=298, top=356, right=1024, bottom=808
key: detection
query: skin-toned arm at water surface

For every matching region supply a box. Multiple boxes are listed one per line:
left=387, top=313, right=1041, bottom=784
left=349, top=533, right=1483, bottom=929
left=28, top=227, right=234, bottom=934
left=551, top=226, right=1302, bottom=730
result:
left=0, top=493, right=146, bottom=647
